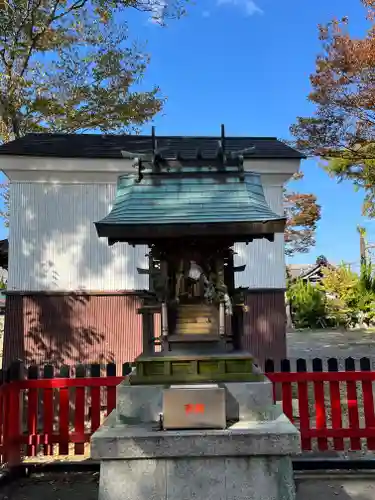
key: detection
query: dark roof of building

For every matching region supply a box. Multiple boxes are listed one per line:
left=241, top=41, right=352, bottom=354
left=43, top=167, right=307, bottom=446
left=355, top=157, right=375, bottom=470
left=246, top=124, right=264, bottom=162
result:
left=288, top=264, right=317, bottom=280
left=95, top=170, right=285, bottom=243
left=0, top=133, right=305, bottom=160
left=287, top=262, right=335, bottom=281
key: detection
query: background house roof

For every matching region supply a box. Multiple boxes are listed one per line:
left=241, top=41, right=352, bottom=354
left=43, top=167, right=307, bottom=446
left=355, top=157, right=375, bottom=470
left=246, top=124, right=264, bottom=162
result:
left=287, top=264, right=318, bottom=280
left=0, top=133, right=305, bottom=159
left=287, top=262, right=335, bottom=281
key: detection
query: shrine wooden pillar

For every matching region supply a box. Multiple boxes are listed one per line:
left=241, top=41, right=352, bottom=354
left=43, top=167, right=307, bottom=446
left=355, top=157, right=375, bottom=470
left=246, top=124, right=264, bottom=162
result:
left=138, top=304, right=158, bottom=355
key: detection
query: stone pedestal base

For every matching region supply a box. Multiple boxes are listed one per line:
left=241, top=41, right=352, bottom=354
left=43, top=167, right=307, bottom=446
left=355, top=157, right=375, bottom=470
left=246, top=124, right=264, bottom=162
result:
left=91, top=411, right=300, bottom=500
left=91, top=377, right=301, bottom=500
left=98, top=456, right=294, bottom=500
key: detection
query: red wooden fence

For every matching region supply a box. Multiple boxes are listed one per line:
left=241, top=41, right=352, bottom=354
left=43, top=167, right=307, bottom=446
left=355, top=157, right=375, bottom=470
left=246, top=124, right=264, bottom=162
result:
left=0, top=357, right=375, bottom=464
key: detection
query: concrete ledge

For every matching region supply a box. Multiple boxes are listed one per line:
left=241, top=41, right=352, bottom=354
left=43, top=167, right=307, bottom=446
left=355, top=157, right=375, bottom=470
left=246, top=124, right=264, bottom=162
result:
left=91, top=410, right=301, bottom=460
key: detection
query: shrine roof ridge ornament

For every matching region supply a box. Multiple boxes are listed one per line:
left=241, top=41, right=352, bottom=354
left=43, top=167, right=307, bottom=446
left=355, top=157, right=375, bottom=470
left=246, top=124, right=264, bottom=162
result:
left=121, top=124, right=255, bottom=162
left=121, top=125, right=258, bottom=182
left=121, top=125, right=256, bottom=182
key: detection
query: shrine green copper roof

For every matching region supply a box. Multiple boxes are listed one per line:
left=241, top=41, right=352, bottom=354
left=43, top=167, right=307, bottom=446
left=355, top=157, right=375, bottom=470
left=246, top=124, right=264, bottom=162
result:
left=95, top=170, right=285, bottom=243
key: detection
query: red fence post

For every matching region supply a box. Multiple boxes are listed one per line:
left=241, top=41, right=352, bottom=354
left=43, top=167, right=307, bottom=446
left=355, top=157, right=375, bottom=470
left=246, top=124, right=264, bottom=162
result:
left=345, top=357, right=361, bottom=451
left=360, top=357, right=375, bottom=450
left=106, top=363, right=117, bottom=416
left=27, top=365, right=39, bottom=457
left=58, top=365, right=70, bottom=455
left=280, top=359, right=293, bottom=422
left=90, top=364, right=101, bottom=434
left=296, top=358, right=311, bottom=451
left=43, top=365, right=54, bottom=455
left=327, top=358, right=344, bottom=451
left=74, top=365, right=86, bottom=455
left=312, top=358, right=328, bottom=451
left=1, top=371, right=8, bottom=464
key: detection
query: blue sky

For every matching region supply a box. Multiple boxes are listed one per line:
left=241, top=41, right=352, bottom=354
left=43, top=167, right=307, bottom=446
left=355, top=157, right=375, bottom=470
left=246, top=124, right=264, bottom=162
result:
left=0, top=0, right=371, bottom=268
left=128, top=0, right=370, bottom=268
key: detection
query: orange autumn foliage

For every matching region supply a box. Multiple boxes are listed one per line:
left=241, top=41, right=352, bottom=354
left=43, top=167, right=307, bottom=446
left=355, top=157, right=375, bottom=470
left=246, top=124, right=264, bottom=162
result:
left=291, top=0, right=375, bottom=218
left=284, top=187, right=321, bottom=256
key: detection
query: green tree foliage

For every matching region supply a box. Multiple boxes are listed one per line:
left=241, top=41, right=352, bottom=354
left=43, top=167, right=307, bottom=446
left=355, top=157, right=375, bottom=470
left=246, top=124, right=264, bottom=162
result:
left=0, top=0, right=188, bottom=225
left=288, top=258, right=375, bottom=329
left=0, top=0, right=188, bottom=140
left=356, top=257, right=375, bottom=325
left=320, top=264, right=359, bottom=303
left=286, top=279, right=326, bottom=329
left=320, top=264, right=359, bottom=327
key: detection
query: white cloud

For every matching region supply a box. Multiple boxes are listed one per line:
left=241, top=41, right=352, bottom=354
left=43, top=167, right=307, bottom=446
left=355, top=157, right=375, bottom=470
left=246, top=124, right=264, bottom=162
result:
left=217, top=0, right=263, bottom=16
left=148, top=0, right=167, bottom=24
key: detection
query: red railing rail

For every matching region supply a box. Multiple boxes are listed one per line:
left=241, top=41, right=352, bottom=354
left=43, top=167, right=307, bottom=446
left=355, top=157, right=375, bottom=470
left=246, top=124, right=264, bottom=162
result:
left=266, top=356, right=375, bottom=452
left=0, top=357, right=375, bottom=464
left=0, top=361, right=132, bottom=464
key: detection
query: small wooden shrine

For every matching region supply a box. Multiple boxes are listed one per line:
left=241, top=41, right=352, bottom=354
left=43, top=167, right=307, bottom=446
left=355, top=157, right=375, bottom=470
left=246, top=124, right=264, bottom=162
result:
left=95, top=126, right=286, bottom=385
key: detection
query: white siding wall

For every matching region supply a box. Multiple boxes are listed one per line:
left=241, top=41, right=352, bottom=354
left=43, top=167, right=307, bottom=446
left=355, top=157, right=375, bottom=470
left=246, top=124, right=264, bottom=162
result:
left=8, top=183, right=148, bottom=291
left=7, top=181, right=285, bottom=291
left=234, top=184, right=285, bottom=289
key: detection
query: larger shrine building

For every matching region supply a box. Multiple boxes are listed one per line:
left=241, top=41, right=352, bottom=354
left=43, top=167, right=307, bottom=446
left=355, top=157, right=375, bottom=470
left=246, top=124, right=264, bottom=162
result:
left=0, top=131, right=304, bottom=369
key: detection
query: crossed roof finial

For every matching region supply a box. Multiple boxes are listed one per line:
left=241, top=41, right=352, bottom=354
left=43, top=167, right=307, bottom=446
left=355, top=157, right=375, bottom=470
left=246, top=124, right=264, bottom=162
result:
left=121, top=124, right=256, bottom=181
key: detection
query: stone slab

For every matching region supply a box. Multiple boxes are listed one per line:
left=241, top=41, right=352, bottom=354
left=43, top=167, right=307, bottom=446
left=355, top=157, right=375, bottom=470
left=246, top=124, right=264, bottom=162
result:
left=91, top=410, right=301, bottom=460
left=116, top=378, right=275, bottom=423
left=98, top=455, right=296, bottom=500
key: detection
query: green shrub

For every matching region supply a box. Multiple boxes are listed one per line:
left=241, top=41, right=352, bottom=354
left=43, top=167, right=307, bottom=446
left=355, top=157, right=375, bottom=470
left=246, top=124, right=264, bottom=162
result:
left=287, top=259, right=375, bottom=329
left=320, top=264, right=361, bottom=327
left=287, top=279, right=326, bottom=329
left=356, top=258, right=375, bottom=325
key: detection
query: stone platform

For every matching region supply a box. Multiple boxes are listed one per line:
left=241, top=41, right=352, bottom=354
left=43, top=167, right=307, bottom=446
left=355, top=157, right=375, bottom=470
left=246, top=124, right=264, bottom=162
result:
left=92, top=415, right=299, bottom=500
left=91, top=377, right=301, bottom=500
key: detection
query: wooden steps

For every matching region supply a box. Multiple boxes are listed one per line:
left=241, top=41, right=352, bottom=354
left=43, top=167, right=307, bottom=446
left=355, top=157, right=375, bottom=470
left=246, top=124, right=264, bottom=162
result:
left=175, top=304, right=218, bottom=336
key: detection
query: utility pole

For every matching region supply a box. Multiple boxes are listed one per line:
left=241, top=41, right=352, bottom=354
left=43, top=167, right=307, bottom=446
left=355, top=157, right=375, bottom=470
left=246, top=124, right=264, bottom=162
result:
left=358, top=225, right=375, bottom=261
left=358, top=225, right=368, bottom=260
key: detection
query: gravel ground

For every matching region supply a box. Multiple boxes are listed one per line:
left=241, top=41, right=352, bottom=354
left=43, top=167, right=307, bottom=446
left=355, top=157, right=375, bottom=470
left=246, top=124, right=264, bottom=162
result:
left=0, top=473, right=374, bottom=500
left=0, top=473, right=99, bottom=500
left=287, top=329, right=375, bottom=361
left=296, top=478, right=375, bottom=500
